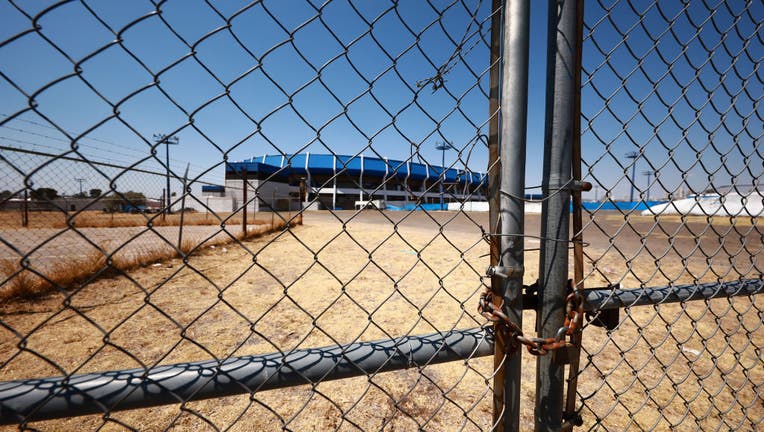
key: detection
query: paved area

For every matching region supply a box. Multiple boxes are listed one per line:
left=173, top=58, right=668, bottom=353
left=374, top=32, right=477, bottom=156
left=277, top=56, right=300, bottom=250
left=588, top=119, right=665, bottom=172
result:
left=1, top=209, right=760, bottom=283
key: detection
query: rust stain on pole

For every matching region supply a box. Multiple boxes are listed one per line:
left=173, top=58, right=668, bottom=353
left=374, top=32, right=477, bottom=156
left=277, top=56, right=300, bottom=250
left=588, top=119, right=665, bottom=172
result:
left=487, top=0, right=504, bottom=428
left=564, top=1, right=586, bottom=427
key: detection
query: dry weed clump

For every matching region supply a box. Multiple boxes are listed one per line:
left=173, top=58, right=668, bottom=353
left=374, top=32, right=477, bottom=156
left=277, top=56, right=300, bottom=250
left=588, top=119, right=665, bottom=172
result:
left=238, top=218, right=300, bottom=241
left=0, top=260, right=48, bottom=299
left=0, top=251, right=109, bottom=301
left=0, top=210, right=274, bottom=229
left=73, top=211, right=271, bottom=229
left=0, top=220, right=298, bottom=302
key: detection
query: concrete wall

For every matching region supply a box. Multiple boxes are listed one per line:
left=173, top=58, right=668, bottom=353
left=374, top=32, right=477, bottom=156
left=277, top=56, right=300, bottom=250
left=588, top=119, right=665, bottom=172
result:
left=196, top=196, right=235, bottom=214
left=447, top=201, right=489, bottom=212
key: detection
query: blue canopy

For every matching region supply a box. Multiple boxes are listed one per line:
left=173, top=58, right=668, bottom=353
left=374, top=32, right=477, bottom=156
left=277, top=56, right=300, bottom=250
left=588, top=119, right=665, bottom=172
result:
left=226, top=154, right=487, bottom=186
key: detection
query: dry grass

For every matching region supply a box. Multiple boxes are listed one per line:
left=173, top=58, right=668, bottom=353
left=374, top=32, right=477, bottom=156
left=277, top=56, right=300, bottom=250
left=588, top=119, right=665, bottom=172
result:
left=0, top=210, right=270, bottom=229
left=0, top=251, right=110, bottom=300
left=0, top=260, right=47, bottom=299
left=0, top=214, right=497, bottom=431
left=0, top=218, right=299, bottom=302
left=0, top=212, right=760, bottom=431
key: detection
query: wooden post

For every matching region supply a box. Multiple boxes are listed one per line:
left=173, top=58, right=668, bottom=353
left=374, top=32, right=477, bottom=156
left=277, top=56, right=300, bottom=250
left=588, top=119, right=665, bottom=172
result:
left=161, top=189, right=167, bottom=222
left=242, top=167, right=248, bottom=234
left=298, top=177, right=306, bottom=225
left=22, top=189, right=29, bottom=228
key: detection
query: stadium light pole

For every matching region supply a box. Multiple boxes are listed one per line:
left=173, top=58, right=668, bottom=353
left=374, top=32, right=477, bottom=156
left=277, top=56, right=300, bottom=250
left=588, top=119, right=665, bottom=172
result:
left=74, top=178, right=85, bottom=196
left=642, top=170, right=654, bottom=202
left=154, top=134, right=179, bottom=214
left=625, top=151, right=639, bottom=202
left=435, top=141, right=454, bottom=210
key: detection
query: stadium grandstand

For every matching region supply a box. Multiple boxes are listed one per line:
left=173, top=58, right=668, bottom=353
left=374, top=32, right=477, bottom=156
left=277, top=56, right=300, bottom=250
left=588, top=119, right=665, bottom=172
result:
left=198, top=153, right=488, bottom=212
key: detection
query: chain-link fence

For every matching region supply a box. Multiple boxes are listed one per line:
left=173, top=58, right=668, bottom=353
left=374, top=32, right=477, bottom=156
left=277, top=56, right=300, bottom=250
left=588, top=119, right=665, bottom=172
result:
left=576, top=1, right=763, bottom=430
left=1, top=1, right=762, bottom=431
left=1, top=0, right=499, bottom=430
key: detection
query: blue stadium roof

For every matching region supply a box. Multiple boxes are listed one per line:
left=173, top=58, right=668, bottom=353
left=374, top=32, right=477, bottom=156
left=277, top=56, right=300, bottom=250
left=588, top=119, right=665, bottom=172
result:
left=226, top=154, right=487, bottom=186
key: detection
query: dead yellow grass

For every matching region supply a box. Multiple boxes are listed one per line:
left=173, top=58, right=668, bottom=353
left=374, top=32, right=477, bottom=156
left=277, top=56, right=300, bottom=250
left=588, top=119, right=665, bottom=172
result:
left=0, top=213, right=760, bottom=431
left=0, top=260, right=47, bottom=299
left=0, top=210, right=270, bottom=229
left=0, top=219, right=299, bottom=302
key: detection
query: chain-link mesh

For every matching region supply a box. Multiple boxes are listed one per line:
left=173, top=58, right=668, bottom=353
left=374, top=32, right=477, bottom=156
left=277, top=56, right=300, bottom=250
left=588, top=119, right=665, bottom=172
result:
left=578, top=1, right=763, bottom=430
left=2, top=1, right=763, bottom=431
left=0, top=0, right=499, bottom=430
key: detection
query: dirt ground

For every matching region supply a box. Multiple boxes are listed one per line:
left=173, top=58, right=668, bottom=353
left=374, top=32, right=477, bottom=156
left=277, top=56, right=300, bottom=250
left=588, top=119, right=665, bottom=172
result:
left=0, top=210, right=761, bottom=431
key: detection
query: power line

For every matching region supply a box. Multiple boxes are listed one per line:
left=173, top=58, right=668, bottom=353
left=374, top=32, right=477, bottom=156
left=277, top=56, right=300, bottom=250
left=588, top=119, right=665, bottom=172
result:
left=0, top=114, right=214, bottom=172
left=0, top=113, right=118, bottom=146
left=0, top=124, right=211, bottom=173
left=0, top=135, right=145, bottom=168
left=0, top=145, right=226, bottom=188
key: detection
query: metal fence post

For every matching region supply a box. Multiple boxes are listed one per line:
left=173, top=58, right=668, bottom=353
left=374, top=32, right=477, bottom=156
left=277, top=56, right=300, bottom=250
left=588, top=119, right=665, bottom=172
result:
left=536, top=0, right=582, bottom=430
left=489, top=0, right=530, bottom=430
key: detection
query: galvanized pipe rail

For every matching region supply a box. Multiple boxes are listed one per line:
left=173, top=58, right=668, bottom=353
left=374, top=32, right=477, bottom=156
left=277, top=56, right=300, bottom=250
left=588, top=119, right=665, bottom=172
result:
left=582, top=279, right=763, bottom=311
left=0, top=328, right=493, bottom=425
left=0, top=279, right=760, bottom=425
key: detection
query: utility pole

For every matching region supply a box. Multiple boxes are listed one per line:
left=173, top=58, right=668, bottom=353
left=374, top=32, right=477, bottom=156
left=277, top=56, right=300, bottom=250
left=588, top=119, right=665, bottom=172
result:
left=625, top=151, right=639, bottom=202
left=642, top=170, right=654, bottom=202
left=435, top=141, right=454, bottom=210
left=154, top=134, right=179, bottom=214
left=74, top=178, right=85, bottom=196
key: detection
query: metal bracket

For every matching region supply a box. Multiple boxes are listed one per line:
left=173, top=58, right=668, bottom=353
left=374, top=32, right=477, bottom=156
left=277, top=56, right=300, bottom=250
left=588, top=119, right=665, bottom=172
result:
left=570, top=180, right=592, bottom=192
left=561, top=412, right=584, bottom=429
left=585, top=309, right=620, bottom=331
left=584, top=283, right=620, bottom=330
left=553, top=343, right=578, bottom=365
left=486, top=265, right=524, bottom=279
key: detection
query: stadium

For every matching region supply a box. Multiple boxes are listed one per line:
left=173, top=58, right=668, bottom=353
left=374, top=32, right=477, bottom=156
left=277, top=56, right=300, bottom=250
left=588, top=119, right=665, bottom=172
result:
left=199, top=153, right=488, bottom=213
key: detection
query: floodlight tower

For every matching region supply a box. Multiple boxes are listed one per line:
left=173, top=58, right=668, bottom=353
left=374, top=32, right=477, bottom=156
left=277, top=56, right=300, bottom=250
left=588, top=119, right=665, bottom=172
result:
left=435, top=141, right=455, bottom=210
left=154, top=134, right=179, bottom=213
left=642, top=170, right=654, bottom=202
left=625, top=151, right=639, bottom=202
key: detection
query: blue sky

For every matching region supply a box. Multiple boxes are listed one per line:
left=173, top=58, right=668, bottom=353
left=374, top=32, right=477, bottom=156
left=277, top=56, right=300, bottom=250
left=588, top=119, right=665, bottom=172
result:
left=0, top=0, right=760, bottom=201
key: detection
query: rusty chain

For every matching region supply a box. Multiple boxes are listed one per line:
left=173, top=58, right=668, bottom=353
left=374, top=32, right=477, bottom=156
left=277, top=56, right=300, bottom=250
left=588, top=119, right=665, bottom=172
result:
left=478, top=278, right=584, bottom=356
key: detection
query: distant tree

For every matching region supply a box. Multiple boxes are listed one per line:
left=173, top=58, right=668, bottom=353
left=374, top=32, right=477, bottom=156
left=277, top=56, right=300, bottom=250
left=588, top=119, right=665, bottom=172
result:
left=0, top=190, right=12, bottom=200
left=30, top=188, right=58, bottom=201
left=89, top=188, right=102, bottom=198
left=73, top=192, right=87, bottom=198
left=122, top=191, right=146, bottom=206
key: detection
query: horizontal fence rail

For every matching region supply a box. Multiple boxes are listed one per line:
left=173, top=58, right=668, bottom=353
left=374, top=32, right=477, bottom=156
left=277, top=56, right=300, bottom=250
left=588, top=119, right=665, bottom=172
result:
left=2, top=278, right=761, bottom=424
left=583, top=279, right=764, bottom=311
left=0, top=328, right=493, bottom=424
